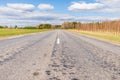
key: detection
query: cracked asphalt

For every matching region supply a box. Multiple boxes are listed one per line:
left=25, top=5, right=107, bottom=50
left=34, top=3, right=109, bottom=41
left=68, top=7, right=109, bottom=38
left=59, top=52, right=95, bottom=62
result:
left=0, top=30, right=120, bottom=80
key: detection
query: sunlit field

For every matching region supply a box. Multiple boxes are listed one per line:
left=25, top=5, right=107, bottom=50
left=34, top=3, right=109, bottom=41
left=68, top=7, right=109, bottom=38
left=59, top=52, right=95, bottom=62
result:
left=0, top=29, right=49, bottom=37
left=69, top=30, right=120, bottom=43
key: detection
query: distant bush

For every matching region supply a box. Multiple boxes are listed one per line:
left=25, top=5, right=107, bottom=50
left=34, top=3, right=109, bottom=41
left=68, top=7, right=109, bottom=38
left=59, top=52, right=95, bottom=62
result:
left=52, top=25, right=61, bottom=29
left=23, top=26, right=37, bottom=29
left=0, top=26, right=4, bottom=28
left=37, top=24, right=52, bottom=29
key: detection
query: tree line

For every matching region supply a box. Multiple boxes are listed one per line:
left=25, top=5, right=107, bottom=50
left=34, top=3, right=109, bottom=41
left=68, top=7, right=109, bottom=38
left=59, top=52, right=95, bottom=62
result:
left=0, top=20, right=120, bottom=34
left=0, top=24, right=61, bottom=29
left=61, top=21, right=120, bottom=34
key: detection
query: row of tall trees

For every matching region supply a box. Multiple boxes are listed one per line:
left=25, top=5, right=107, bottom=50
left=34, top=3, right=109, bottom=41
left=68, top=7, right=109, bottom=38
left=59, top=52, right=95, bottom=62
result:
left=1, top=20, right=120, bottom=32
left=62, top=21, right=120, bottom=33
left=36, top=24, right=62, bottom=29
left=37, top=24, right=52, bottom=29
left=61, top=22, right=79, bottom=29
left=0, top=26, right=8, bottom=28
left=0, top=24, right=61, bottom=29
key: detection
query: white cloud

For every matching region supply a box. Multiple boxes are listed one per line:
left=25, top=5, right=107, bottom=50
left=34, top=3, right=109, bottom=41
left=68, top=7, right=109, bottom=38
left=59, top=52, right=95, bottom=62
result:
left=75, top=16, right=119, bottom=22
left=0, top=7, right=25, bottom=16
left=0, top=9, right=118, bottom=27
left=96, top=0, right=120, bottom=13
left=38, top=4, right=54, bottom=10
left=99, top=8, right=120, bottom=13
left=68, top=0, right=120, bottom=13
left=0, top=3, right=119, bottom=27
left=68, top=2, right=104, bottom=11
left=96, top=0, right=120, bottom=7
left=0, top=3, right=35, bottom=16
left=7, top=3, right=35, bottom=11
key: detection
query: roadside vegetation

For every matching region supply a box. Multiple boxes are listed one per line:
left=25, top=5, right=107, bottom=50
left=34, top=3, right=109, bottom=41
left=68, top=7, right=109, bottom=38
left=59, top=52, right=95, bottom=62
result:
left=0, top=20, right=120, bottom=43
left=0, top=24, right=57, bottom=37
left=61, top=21, right=120, bottom=43
left=0, top=29, right=50, bottom=37
left=0, top=23, right=62, bottom=37
left=70, top=30, right=120, bottom=43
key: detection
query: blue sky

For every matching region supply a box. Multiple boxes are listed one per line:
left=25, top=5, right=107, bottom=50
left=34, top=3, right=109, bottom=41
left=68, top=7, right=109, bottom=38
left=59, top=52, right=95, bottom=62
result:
left=0, top=0, right=120, bottom=27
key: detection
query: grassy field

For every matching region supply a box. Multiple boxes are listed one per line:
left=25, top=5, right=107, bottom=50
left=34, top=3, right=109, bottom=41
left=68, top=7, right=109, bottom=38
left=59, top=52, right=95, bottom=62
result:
left=69, top=30, right=120, bottom=43
left=0, top=29, right=49, bottom=37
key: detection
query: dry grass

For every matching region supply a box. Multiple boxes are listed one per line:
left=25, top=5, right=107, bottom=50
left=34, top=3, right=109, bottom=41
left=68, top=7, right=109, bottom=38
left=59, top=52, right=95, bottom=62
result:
left=69, top=30, right=120, bottom=43
left=0, top=29, right=50, bottom=37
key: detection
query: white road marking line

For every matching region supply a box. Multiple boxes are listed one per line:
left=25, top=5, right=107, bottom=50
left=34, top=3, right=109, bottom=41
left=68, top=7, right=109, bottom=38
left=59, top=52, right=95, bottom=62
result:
left=57, top=38, right=60, bottom=44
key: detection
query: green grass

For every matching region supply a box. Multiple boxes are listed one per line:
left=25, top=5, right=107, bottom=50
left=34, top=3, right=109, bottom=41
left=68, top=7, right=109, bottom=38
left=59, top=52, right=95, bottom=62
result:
left=0, top=29, right=50, bottom=37
left=69, top=30, right=120, bottom=43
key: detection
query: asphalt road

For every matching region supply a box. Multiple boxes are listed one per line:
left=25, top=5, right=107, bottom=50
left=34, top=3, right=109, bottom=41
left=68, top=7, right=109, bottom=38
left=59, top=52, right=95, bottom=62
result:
left=0, top=30, right=120, bottom=80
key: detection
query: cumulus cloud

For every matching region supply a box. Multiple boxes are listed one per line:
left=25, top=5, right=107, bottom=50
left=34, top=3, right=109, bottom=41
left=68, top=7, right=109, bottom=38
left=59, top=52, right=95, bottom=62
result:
left=0, top=3, right=35, bottom=17
left=38, top=4, right=54, bottom=10
left=96, top=0, right=120, bottom=7
left=0, top=2, right=119, bottom=27
left=68, top=0, right=120, bottom=13
left=96, top=0, right=120, bottom=13
left=68, top=2, right=104, bottom=11
left=0, top=9, right=117, bottom=27
left=7, top=3, right=35, bottom=12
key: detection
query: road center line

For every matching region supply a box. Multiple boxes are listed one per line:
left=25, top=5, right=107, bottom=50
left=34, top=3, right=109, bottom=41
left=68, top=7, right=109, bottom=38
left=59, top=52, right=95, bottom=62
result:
left=57, top=37, right=60, bottom=44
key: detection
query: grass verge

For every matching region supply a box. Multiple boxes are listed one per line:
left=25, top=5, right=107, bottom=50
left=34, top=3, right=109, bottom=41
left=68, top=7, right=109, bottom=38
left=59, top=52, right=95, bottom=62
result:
left=69, top=29, right=120, bottom=43
left=0, top=29, right=50, bottom=37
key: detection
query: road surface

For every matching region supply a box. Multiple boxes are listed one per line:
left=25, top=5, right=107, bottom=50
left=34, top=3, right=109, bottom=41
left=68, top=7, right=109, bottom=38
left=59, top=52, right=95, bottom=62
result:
left=0, top=30, right=120, bottom=80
